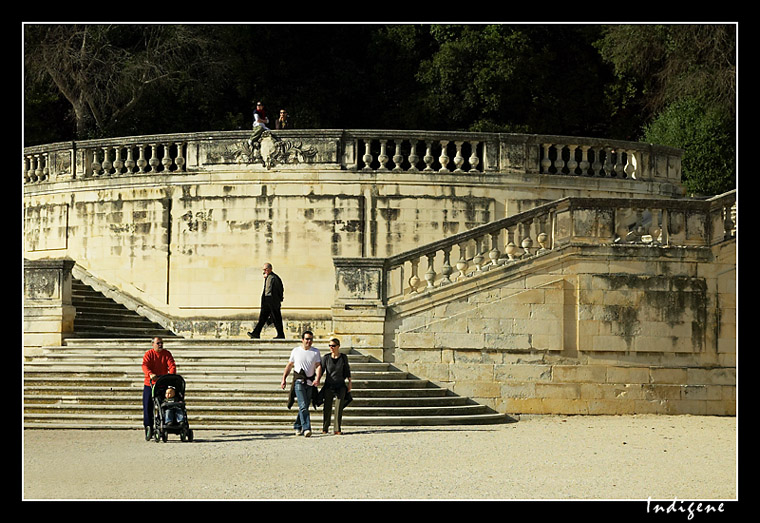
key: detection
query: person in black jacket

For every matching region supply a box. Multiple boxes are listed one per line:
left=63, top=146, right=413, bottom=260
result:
left=319, top=337, right=352, bottom=435
left=248, top=262, right=285, bottom=339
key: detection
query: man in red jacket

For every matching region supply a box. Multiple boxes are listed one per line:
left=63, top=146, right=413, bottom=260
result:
left=142, top=337, right=176, bottom=440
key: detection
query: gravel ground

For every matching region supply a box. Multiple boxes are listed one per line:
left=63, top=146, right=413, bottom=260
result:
left=22, top=414, right=737, bottom=501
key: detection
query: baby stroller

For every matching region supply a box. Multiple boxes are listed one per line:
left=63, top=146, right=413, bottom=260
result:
left=150, top=374, right=194, bottom=442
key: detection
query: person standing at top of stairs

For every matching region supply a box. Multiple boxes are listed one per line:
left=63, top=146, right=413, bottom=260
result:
left=248, top=262, right=285, bottom=339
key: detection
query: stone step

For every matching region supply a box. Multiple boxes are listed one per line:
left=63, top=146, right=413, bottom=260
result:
left=23, top=411, right=508, bottom=430
left=24, top=393, right=469, bottom=407
left=25, top=401, right=488, bottom=417
left=23, top=376, right=434, bottom=390
left=22, top=275, right=512, bottom=428
left=26, top=281, right=510, bottom=427
left=70, top=279, right=177, bottom=339
left=23, top=385, right=450, bottom=399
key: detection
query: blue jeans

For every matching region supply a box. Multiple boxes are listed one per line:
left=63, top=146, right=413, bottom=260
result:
left=293, top=380, right=312, bottom=432
left=165, top=407, right=184, bottom=424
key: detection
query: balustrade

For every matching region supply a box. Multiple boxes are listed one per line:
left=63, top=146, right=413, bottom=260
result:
left=539, top=142, right=640, bottom=178
left=352, top=190, right=736, bottom=306
left=24, top=129, right=683, bottom=186
left=23, top=138, right=188, bottom=183
left=354, top=133, right=485, bottom=174
left=89, top=142, right=186, bottom=177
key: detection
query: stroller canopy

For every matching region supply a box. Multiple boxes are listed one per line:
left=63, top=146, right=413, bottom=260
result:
left=152, top=374, right=186, bottom=400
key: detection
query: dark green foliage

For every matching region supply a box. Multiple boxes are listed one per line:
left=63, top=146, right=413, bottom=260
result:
left=24, top=23, right=736, bottom=195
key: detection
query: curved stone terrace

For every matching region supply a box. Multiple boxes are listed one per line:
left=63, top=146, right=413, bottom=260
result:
left=23, top=129, right=683, bottom=187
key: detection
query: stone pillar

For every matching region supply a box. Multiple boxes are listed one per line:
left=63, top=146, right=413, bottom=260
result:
left=23, top=258, right=76, bottom=354
left=331, top=257, right=387, bottom=361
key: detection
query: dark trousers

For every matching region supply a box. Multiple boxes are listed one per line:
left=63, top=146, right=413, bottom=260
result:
left=252, top=296, right=285, bottom=338
left=322, top=385, right=347, bottom=433
left=143, top=385, right=153, bottom=427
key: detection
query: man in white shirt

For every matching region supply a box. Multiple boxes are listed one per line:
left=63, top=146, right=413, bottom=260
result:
left=280, top=331, right=322, bottom=437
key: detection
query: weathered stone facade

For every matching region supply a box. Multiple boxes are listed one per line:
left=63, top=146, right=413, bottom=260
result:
left=23, top=129, right=736, bottom=416
left=23, top=130, right=684, bottom=339
left=332, top=191, right=736, bottom=416
left=380, top=242, right=735, bottom=415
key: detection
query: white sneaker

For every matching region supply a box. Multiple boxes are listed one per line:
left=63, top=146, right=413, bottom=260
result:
left=304, top=430, right=312, bottom=437
left=295, top=430, right=303, bottom=436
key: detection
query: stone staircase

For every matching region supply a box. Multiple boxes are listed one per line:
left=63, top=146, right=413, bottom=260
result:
left=71, top=279, right=177, bottom=339
left=23, top=282, right=509, bottom=430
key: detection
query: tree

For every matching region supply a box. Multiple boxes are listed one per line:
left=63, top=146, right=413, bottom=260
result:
left=644, top=97, right=735, bottom=195
left=415, top=24, right=617, bottom=136
left=596, top=24, right=736, bottom=195
left=24, top=24, right=229, bottom=140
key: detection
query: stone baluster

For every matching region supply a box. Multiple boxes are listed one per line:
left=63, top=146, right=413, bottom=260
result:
left=536, top=211, right=553, bottom=252
left=602, top=148, right=613, bottom=177
left=23, top=156, right=31, bottom=183
left=91, top=149, right=102, bottom=177
left=391, top=140, right=403, bottom=172
left=29, top=155, right=39, bottom=182
left=148, top=144, right=160, bottom=173
left=567, top=145, right=578, bottom=175
left=42, top=153, right=51, bottom=181
left=660, top=208, right=670, bottom=245
left=391, top=141, right=403, bottom=172
left=624, top=150, right=636, bottom=179
left=99, top=147, right=112, bottom=176
left=537, top=232, right=549, bottom=252
left=520, top=220, right=534, bottom=256
left=423, top=141, right=435, bottom=172
left=408, top=139, right=420, bottom=172
left=591, top=147, right=602, bottom=177
left=649, top=208, right=663, bottom=244
left=456, top=242, right=469, bottom=280
left=408, top=258, right=421, bottom=293
left=424, top=253, right=437, bottom=288
left=579, top=145, right=591, bottom=176
left=468, top=141, right=480, bottom=173
left=552, top=145, right=565, bottom=174
left=438, top=140, right=450, bottom=173
left=137, top=145, right=148, bottom=173
left=453, top=141, right=465, bottom=173
left=488, top=231, right=502, bottom=267
left=378, top=140, right=390, bottom=171
left=161, top=143, right=173, bottom=172
left=541, top=144, right=552, bottom=173
left=113, top=146, right=124, bottom=175
left=124, top=146, right=136, bottom=174
left=723, top=202, right=735, bottom=239
left=439, top=247, right=453, bottom=285
left=362, top=140, right=373, bottom=171
left=613, top=149, right=623, bottom=178
left=472, top=236, right=485, bottom=271
left=175, top=142, right=186, bottom=172
left=505, top=225, right=518, bottom=260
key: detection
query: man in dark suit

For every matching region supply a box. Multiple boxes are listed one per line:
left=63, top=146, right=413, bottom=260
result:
left=248, top=262, right=286, bottom=339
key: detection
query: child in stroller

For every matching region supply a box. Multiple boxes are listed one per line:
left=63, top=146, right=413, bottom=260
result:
left=150, top=374, right=193, bottom=442
left=163, top=386, right=184, bottom=425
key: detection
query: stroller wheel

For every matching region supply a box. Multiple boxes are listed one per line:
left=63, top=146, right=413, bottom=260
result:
left=187, top=429, right=194, bottom=442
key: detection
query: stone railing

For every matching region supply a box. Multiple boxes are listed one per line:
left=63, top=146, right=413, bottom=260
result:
left=333, top=190, right=736, bottom=306
left=23, top=129, right=683, bottom=185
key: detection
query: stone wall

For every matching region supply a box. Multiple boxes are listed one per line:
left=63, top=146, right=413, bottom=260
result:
left=24, top=130, right=685, bottom=338
left=383, top=241, right=735, bottom=415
